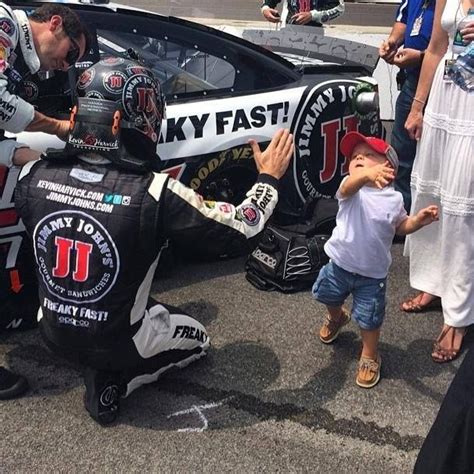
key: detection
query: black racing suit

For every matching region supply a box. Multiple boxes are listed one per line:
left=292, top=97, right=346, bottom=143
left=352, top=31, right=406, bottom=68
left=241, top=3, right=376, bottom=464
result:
left=15, top=155, right=280, bottom=396
left=262, top=0, right=344, bottom=26
left=0, top=3, right=47, bottom=331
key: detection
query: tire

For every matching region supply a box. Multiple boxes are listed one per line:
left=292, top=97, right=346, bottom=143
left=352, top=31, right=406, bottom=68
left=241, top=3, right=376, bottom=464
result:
left=186, top=146, right=258, bottom=205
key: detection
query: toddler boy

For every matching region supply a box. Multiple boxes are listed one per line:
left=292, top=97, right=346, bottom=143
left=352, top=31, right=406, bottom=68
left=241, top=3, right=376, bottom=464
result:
left=312, top=131, right=439, bottom=388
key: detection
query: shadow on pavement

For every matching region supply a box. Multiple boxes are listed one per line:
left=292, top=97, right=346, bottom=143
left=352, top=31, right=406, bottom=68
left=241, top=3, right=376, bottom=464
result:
left=2, top=300, right=470, bottom=453
left=117, top=331, right=460, bottom=451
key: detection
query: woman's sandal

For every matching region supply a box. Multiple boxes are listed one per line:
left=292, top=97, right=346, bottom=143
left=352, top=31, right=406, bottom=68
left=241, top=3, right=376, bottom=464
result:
left=431, top=325, right=466, bottom=363
left=400, top=292, right=441, bottom=313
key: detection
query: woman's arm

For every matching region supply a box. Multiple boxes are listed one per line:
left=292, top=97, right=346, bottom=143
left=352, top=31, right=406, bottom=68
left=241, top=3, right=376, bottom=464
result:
left=405, top=0, right=449, bottom=140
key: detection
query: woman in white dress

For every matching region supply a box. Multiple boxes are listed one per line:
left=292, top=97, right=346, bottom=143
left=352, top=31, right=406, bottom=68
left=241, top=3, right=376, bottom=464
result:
left=404, top=0, right=474, bottom=362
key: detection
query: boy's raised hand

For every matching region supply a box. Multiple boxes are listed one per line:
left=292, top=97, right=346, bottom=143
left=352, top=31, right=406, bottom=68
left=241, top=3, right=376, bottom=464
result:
left=364, top=161, right=395, bottom=189
left=415, top=205, right=439, bottom=227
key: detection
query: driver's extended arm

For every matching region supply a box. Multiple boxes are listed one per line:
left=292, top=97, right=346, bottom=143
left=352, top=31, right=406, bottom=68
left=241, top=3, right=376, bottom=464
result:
left=0, top=73, right=66, bottom=136
left=0, top=74, right=35, bottom=133
left=25, top=110, right=68, bottom=136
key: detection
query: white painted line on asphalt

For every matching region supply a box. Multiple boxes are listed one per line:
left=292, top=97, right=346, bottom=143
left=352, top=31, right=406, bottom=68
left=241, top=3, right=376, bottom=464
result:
left=167, top=397, right=233, bottom=432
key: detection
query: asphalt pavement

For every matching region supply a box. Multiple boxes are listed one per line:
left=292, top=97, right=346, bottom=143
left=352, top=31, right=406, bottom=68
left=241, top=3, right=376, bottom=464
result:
left=1, top=242, right=470, bottom=472
left=0, top=2, right=467, bottom=472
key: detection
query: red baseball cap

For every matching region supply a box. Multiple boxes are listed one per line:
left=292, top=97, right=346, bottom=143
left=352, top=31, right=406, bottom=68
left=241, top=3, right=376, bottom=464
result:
left=340, top=132, right=399, bottom=171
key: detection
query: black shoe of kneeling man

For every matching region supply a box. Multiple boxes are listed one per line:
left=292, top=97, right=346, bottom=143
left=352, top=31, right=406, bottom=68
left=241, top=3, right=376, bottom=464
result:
left=83, top=367, right=122, bottom=426
left=0, top=366, right=29, bottom=400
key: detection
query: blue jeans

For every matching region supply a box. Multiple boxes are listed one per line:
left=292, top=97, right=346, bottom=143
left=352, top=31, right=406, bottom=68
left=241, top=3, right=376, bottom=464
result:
left=391, top=73, right=419, bottom=213
left=312, top=261, right=387, bottom=331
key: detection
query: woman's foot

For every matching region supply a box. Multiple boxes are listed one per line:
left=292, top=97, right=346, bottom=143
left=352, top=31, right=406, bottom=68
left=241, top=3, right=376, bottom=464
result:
left=432, top=325, right=466, bottom=363
left=400, top=292, right=441, bottom=313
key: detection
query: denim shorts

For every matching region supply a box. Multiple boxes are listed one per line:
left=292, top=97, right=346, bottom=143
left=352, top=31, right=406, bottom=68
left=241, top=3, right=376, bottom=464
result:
left=312, top=261, right=387, bottom=330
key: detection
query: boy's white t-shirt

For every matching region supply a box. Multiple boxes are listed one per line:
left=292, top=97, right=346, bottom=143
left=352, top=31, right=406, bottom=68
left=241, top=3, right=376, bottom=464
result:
left=324, top=177, right=408, bottom=279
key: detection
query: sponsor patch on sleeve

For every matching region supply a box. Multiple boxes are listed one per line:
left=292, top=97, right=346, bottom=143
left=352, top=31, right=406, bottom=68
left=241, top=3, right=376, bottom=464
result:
left=0, top=95, right=17, bottom=121
left=251, top=183, right=275, bottom=213
left=0, top=34, right=12, bottom=49
left=218, top=203, right=234, bottom=213
left=0, top=17, right=15, bottom=38
left=203, top=200, right=216, bottom=209
left=237, top=203, right=260, bottom=226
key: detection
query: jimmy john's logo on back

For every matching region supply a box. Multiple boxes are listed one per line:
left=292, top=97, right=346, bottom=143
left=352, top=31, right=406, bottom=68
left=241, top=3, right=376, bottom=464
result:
left=33, top=210, right=120, bottom=304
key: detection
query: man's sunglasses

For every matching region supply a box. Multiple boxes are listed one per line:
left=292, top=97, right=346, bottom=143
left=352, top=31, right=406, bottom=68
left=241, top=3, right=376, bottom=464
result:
left=66, top=36, right=81, bottom=66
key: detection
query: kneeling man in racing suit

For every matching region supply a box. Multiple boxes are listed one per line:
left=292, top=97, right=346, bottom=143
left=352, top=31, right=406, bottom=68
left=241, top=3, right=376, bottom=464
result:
left=14, top=58, right=293, bottom=425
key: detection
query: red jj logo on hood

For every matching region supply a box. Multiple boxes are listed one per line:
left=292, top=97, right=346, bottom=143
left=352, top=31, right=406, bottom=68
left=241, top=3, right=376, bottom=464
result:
left=292, top=81, right=380, bottom=202
left=33, top=211, right=120, bottom=304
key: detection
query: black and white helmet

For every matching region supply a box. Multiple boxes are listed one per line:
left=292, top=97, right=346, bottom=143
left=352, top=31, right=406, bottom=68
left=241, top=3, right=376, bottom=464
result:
left=68, top=57, right=165, bottom=170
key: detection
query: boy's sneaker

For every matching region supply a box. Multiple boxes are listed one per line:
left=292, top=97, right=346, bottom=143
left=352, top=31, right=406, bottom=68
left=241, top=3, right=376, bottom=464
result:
left=83, top=367, right=121, bottom=426
left=319, top=308, right=351, bottom=344
left=356, top=355, right=382, bottom=388
left=0, top=367, right=28, bottom=400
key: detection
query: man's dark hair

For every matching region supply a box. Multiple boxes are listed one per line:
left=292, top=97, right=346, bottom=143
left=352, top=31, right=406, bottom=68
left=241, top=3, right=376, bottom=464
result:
left=29, top=5, right=91, bottom=54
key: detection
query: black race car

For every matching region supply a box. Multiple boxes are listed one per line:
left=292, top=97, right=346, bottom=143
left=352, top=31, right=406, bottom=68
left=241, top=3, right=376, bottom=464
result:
left=0, top=0, right=383, bottom=330
left=6, top=0, right=383, bottom=217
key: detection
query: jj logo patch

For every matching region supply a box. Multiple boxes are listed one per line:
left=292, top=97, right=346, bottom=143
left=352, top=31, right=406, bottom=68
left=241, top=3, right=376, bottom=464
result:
left=33, top=210, right=120, bottom=304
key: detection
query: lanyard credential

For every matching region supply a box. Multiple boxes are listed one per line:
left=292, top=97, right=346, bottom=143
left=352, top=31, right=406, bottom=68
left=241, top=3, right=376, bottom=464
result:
left=410, top=0, right=433, bottom=36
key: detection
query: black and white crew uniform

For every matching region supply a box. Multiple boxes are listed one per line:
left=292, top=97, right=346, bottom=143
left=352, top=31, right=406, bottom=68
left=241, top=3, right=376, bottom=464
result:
left=0, top=3, right=40, bottom=137
left=15, top=155, right=280, bottom=396
left=0, top=3, right=42, bottom=332
left=262, top=0, right=344, bottom=26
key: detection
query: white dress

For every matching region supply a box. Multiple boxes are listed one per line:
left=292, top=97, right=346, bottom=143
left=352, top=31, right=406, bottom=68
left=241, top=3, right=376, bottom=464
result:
left=405, top=0, right=474, bottom=327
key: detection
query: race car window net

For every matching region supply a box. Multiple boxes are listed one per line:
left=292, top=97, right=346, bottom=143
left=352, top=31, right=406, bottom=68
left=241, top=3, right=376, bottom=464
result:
left=97, top=29, right=236, bottom=99
left=12, top=4, right=300, bottom=108
left=80, top=8, right=298, bottom=100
